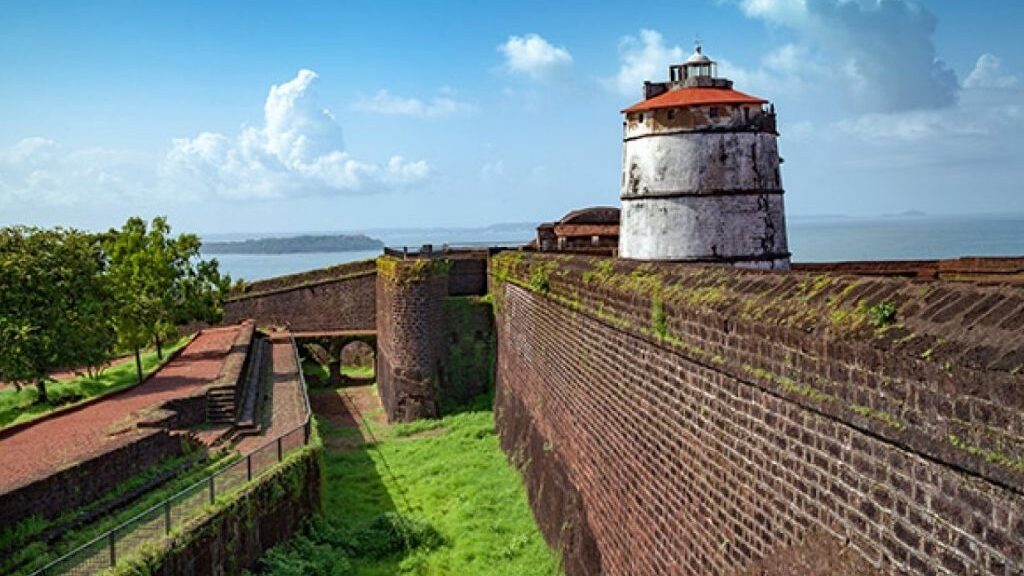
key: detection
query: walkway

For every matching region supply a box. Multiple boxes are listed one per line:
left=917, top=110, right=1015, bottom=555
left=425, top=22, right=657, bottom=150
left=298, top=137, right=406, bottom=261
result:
left=0, top=324, right=244, bottom=494
left=235, top=338, right=308, bottom=453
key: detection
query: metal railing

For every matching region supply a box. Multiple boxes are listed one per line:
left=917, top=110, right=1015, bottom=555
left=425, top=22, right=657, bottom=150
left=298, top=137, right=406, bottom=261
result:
left=29, top=337, right=313, bottom=576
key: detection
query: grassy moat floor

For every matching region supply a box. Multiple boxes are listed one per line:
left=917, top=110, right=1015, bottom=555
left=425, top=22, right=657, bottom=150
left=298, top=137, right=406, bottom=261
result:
left=252, top=384, right=562, bottom=576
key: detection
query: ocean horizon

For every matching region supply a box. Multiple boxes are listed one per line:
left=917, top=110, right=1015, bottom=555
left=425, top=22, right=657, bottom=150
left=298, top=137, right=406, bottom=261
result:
left=206, top=213, right=1024, bottom=281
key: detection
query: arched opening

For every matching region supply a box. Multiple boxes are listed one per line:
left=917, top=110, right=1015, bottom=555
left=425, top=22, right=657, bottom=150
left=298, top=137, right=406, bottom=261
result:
left=339, top=340, right=376, bottom=385
left=298, top=335, right=377, bottom=388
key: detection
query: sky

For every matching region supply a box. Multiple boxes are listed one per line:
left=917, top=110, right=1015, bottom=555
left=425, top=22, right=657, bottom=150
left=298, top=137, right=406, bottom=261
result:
left=1, top=0, right=1022, bottom=235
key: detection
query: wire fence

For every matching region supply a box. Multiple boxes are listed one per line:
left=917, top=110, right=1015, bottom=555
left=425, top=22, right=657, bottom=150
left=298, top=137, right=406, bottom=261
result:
left=30, top=336, right=312, bottom=576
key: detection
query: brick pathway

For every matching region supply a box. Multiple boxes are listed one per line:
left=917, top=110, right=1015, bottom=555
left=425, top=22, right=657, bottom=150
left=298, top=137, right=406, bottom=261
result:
left=235, top=339, right=308, bottom=453
left=0, top=324, right=243, bottom=494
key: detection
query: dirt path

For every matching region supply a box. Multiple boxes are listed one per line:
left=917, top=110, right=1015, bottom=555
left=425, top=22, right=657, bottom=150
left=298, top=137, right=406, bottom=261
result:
left=0, top=325, right=243, bottom=494
left=309, top=385, right=385, bottom=450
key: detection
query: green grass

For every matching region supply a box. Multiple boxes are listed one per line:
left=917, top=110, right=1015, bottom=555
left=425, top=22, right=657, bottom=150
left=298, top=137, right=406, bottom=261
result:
left=1, top=448, right=238, bottom=576
left=255, top=388, right=562, bottom=576
left=301, top=359, right=376, bottom=386
left=0, top=337, right=191, bottom=431
left=342, top=364, right=375, bottom=379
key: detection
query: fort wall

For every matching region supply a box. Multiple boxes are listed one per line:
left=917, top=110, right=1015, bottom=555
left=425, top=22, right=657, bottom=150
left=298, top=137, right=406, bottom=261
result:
left=375, top=252, right=493, bottom=422
left=117, top=442, right=321, bottom=576
left=0, top=430, right=185, bottom=530
left=491, top=251, right=1024, bottom=575
left=219, top=261, right=376, bottom=332
left=375, top=257, right=449, bottom=421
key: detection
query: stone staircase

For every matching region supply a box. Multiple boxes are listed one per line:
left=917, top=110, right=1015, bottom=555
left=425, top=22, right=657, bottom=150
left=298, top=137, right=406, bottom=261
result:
left=205, top=385, right=237, bottom=424
left=228, top=336, right=269, bottom=441
left=203, top=333, right=270, bottom=440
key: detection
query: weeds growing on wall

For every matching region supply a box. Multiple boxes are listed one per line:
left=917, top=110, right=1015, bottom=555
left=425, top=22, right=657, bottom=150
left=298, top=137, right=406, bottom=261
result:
left=0, top=449, right=238, bottom=576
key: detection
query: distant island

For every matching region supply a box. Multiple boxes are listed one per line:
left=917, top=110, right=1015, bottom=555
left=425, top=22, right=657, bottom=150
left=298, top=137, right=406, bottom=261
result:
left=203, top=234, right=384, bottom=254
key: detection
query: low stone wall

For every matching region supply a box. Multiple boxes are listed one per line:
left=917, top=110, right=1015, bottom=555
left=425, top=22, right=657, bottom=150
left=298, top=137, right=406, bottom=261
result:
left=492, top=252, right=1024, bottom=575
left=795, top=256, right=1024, bottom=284
left=0, top=324, right=255, bottom=529
left=447, top=253, right=489, bottom=296
left=0, top=431, right=184, bottom=529
left=232, top=259, right=377, bottom=296
left=111, top=443, right=322, bottom=576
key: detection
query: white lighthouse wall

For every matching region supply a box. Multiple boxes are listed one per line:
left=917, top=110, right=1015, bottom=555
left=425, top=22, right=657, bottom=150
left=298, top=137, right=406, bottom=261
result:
left=619, top=194, right=790, bottom=267
left=622, top=131, right=781, bottom=197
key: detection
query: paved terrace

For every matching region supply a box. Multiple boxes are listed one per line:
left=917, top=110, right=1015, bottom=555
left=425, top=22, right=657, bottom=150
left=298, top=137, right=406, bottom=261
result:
left=235, top=335, right=309, bottom=453
left=0, top=324, right=244, bottom=494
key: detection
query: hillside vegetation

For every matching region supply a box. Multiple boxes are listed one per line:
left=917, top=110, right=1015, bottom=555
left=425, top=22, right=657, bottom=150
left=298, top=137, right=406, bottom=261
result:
left=204, top=234, right=383, bottom=254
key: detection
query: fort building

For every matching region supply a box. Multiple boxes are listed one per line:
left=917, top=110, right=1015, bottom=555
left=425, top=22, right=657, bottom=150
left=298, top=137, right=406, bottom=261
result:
left=618, top=42, right=791, bottom=269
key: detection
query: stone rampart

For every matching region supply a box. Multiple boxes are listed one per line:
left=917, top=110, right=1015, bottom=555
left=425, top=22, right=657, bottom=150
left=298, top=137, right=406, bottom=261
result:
left=219, top=261, right=376, bottom=332
left=492, top=251, right=1024, bottom=575
left=0, top=431, right=184, bottom=529
left=375, top=251, right=494, bottom=422
left=114, top=442, right=321, bottom=576
left=375, top=257, right=449, bottom=421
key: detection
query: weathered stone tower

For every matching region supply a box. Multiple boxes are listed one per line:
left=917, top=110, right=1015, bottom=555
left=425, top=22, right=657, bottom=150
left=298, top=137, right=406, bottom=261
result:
left=618, top=43, right=790, bottom=269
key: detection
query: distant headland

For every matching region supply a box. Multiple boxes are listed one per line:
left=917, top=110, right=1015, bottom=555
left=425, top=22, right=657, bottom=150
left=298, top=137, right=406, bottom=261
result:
left=203, top=234, right=384, bottom=254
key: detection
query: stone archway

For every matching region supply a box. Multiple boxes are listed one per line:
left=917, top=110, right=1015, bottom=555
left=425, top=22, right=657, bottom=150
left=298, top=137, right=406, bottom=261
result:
left=297, top=332, right=377, bottom=387
left=339, top=339, right=376, bottom=384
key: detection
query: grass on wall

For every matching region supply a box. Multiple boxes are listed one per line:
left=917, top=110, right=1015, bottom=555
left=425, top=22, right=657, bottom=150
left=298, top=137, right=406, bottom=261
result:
left=0, top=337, right=191, bottom=430
left=252, top=386, right=562, bottom=576
left=0, top=449, right=238, bottom=576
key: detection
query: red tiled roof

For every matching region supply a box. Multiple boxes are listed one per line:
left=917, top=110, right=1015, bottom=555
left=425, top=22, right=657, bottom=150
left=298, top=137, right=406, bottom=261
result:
left=623, top=87, right=767, bottom=113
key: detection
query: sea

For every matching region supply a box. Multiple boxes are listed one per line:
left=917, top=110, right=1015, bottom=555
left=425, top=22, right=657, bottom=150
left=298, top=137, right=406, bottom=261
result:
left=204, top=214, right=1024, bottom=282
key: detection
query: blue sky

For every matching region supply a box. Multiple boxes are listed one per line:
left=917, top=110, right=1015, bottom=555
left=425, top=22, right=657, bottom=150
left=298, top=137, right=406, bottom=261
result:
left=1, top=0, right=1022, bottom=235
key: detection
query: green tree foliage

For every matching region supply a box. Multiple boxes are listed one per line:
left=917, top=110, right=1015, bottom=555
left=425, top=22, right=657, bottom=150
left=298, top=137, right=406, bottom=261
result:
left=0, top=227, right=115, bottom=403
left=105, top=217, right=230, bottom=381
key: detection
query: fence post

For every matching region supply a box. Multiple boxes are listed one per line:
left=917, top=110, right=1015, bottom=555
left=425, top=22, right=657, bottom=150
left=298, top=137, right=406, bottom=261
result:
left=165, top=501, right=172, bottom=535
left=247, top=453, right=252, bottom=481
left=277, top=436, right=283, bottom=462
left=208, top=476, right=215, bottom=504
left=108, top=530, right=117, bottom=567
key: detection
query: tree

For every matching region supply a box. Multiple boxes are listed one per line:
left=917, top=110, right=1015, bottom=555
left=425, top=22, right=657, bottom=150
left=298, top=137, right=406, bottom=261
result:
left=105, top=217, right=229, bottom=381
left=0, top=227, right=114, bottom=403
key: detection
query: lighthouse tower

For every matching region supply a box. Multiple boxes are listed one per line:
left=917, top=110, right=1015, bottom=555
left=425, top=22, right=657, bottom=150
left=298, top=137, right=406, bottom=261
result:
left=618, top=42, right=790, bottom=269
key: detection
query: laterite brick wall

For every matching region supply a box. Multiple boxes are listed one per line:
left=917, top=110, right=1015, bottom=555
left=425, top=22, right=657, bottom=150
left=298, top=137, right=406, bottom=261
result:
left=0, top=431, right=183, bottom=528
left=492, top=252, right=1024, bottom=576
left=375, top=257, right=448, bottom=421
left=375, top=253, right=494, bottom=422
left=220, top=267, right=376, bottom=332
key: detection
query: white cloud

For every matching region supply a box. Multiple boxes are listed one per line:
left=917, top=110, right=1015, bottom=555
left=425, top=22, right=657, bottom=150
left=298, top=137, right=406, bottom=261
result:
left=480, top=160, right=505, bottom=183
left=161, top=69, right=430, bottom=199
left=733, top=0, right=959, bottom=113
left=608, top=29, right=684, bottom=97
left=718, top=43, right=823, bottom=96
left=836, top=111, right=983, bottom=141
left=352, top=89, right=475, bottom=118
left=835, top=57, right=1022, bottom=143
left=736, top=0, right=808, bottom=26
left=499, top=34, right=573, bottom=79
left=0, top=69, right=431, bottom=206
left=964, top=54, right=1019, bottom=90
left=0, top=139, right=147, bottom=205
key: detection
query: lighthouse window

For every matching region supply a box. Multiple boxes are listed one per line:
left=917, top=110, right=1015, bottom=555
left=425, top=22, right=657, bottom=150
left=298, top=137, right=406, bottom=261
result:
left=667, top=109, right=676, bottom=120
left=709, top=107, right=719, bottom=118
